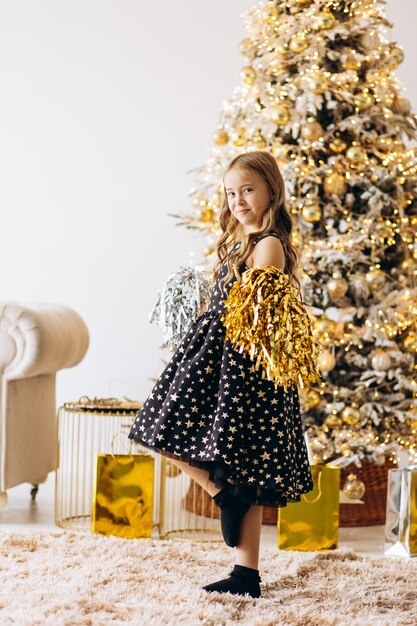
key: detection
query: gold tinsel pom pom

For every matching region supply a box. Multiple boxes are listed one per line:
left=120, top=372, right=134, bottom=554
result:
left=220, top=266, right=322, bottom=389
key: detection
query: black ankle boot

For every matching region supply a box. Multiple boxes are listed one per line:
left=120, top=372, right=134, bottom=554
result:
left=202, top=564, right=262, bottom=598
left=212, top=484, right=251, bottom=547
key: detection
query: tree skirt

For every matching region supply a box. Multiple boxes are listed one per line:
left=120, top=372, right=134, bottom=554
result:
left=0, top=530, right=416, bottom=626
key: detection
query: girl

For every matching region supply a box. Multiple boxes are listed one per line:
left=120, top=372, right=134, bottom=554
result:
left=128, top=150, right=317, bottom=599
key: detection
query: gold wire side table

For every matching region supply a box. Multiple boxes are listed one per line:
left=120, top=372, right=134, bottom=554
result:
left=155, top=455, right=222, bottom=543
left=54, top=397, right=162, bottom=536
left=55, top=396, right=223, bottom=542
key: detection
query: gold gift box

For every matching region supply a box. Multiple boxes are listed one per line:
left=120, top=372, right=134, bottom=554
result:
left=277, top=464, right=340, bottom=551
left=92, top=453, right=154, bottom=539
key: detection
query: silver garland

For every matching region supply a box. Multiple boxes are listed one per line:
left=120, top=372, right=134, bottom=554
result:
left=149, top=266, right=213, bottom=351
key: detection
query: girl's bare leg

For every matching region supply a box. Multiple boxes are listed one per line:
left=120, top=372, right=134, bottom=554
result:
left=235, top=505, right=263, bottom=570
left=167, top=457, right=223, bottom=497
left=168, top=456, right=261, bottom=569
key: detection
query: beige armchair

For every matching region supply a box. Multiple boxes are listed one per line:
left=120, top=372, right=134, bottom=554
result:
left=0, top=302, right=89, bottom=508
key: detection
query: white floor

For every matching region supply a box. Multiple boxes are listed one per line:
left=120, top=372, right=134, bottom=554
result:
left=0, top=472, right=388, bottom=557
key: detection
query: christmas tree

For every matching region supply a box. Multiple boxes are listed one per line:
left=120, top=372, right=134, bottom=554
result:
left=170, top=0, right=417, bottom=467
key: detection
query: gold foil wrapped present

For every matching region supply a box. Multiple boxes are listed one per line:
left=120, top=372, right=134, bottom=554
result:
left=220, top=265, right=322, bottom=389
left=277, top=464, right=340, bottom=551
left=384, top=465, right=417, bottom=558
left=92, top=453, right=154, bottom=539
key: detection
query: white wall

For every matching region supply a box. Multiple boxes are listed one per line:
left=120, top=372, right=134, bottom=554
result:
left=386, top=0, right=417, bottom=112
left=0, top=0, right=416, bottom=407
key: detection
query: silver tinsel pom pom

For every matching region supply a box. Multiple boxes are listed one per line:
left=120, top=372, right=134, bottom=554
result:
left=149, top=266, right=213, bottom=351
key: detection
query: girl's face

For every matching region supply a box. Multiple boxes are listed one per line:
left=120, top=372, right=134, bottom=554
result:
left=224, top=167, right=272, bottom=233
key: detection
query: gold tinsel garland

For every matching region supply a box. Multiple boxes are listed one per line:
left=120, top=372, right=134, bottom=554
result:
left=220, top=265, right=323, bottom=389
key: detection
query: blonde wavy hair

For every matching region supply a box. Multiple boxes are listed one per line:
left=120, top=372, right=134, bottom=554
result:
left=212, top=150, right=301, bottom=293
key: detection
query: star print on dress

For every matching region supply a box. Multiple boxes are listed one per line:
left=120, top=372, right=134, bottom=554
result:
left=128, top=231, right=314, bottom=507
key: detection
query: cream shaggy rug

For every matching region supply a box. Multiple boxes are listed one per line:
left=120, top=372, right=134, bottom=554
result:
left=0, top=531, right=416, bottom=626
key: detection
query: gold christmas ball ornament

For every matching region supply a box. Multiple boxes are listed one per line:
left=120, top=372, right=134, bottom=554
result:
left=329, top=137, right=347, bottom=153
left=365, top=267, right=385, bottom=290
left=376, top=136, right=394, bottom=152
left=346, top=145, right=367, bottom=164
left=326, top=276, right=349, bottom=299
left=302, top=389, right=321, bottom=409
left=392, top=95, right=411, bottom=115
left=354, top=91, right=373, bottom=110
left=371, top=348, right=392, bottom=371
left=315, top=11, right=336, bottom=30
left=239, top=37, right=255, bottom=58
left=271, top=104, right=290, bottom=126
left=403, top=331, right=417, bottom=353
left=386, top=45, right=404, bottom=70
left=314, top=317, right=336, bottom=336
left=341, top=405, right=361, bottom=426
left=200, top=207, right=215, bottom=223
left=231, top=127, right=247, bottom=146
left=324, top=413, right=343, bottom=429
left=325, top=414, right=342, bottom=429
left=240, top=65, right=257, bottom=85
left=301, top=120, right=324, bottom=142
left=289, top=33, right=309, bottom=53
left=343, top=51, right=362, bottom=71
left=317, top=349, right=336, bottom=372
left=214, top=129, right=229, bottom=146
left=308, top=73, right=328, bottom=94
left=360, top=31, right=381, bottom=51
left=323, top=171, right=347, bottom=197
left=166, top=460, right=182, bottom=478
left=263, top=4, right=279, bottom=23
left=343, top=473, right=366, bottom=500
left=302, top=204, right=322, bottom=223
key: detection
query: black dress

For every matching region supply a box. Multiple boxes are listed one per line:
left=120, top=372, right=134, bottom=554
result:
left=128, top=231, right=314, bottom=506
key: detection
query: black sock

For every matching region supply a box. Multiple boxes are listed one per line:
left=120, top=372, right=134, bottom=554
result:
left=233, top=564, right=259, bottom=576
left=212, top=484, right=251, bottom=547
left=202, top=564, right=262, bottom=598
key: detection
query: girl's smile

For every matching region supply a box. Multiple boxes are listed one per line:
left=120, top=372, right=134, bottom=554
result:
left=224, top=167, right=272, bottom=232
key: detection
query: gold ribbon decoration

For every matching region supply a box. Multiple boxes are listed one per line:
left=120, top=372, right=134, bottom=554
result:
left=220, top=265, right=323, bottom=389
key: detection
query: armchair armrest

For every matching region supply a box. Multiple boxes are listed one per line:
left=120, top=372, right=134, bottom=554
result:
left=0, top=302, right=89, bottom=380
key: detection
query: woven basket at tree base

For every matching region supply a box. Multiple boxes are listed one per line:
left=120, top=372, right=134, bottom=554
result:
left=338, top=455, right=397, bottom=527
left=182, top=456, right=397, bottom=526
